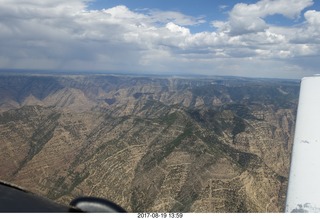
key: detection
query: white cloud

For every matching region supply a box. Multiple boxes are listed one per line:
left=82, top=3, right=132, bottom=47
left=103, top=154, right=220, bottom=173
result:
left=231, top=0, right=313, bottom=19
left=0, top=0, right=319, bottom=78
left=219, top=5, right=229, bottom=11
left=148, top=10, right=206, bottom=26
left=298, top=10, right=320, bottom=43
left=226, top=0, right=314, bottom=35
left=166, top=22, right=190, bottom=36
left=305, top=10, right=320, bottom=25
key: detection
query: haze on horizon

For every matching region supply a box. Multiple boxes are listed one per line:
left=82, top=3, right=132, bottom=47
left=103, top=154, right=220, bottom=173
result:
left=0, top=0, right=319, bottom=79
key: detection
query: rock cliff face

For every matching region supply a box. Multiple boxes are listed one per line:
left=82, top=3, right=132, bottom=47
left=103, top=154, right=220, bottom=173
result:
left=0, top=74, right=299, bottom=212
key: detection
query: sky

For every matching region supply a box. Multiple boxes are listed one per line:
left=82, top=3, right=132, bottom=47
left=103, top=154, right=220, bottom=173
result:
left=0, top=0, right=319, bottom=79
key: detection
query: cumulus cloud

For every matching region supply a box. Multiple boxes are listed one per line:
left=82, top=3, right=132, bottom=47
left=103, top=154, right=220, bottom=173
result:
left=147, top=10, right=206, bottom=26
left=290, top=10, right=320, bottom=44
left=0, top=0, right=319, bottom=78
left=231, top=0, right=313, bottom=19
left=215, top=0, right=314, bottom=35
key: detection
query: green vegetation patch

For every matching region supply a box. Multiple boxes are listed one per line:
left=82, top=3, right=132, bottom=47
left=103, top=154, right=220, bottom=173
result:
left=232, top=116, right=246, bottom=138
left=47, top=171, right=89, bottom=200
left=159, top=112, right=179, bottom=126
left=14, top=112, right=61, bottom=175
left=141, top=123, right=194, bottom=171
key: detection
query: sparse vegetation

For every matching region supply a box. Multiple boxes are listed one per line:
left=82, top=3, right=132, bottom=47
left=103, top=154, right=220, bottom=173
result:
left=0, top=74, right=299, bottom=212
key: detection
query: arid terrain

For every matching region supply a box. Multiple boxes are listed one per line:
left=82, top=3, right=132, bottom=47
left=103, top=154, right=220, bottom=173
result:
left=0, top=73, right=300, bottom=212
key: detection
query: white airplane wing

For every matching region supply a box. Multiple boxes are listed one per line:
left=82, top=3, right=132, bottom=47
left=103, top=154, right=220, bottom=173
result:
left=286, top=76, right=320, bottom=212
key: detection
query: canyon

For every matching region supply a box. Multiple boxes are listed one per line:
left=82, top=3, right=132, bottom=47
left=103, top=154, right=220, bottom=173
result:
left=0, top=73, right=300, bottom=212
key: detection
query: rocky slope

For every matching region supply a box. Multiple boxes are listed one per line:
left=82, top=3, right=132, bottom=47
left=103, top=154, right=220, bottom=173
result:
left=0, top=73, right=299, bottom=212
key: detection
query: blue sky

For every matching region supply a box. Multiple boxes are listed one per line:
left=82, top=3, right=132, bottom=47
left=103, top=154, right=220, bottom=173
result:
left=0, top=0, right=320, bottom=78
left=88, top=0, right=240, bottom=33
left=88, top=0, right=318, bottom=33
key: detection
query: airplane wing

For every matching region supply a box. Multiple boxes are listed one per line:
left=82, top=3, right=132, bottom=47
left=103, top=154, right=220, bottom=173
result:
left=0, top=181, right=126, bottom=213
left=286, top=76, right=320, bottom=212
left=0, top=181, right=78, bottom=212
